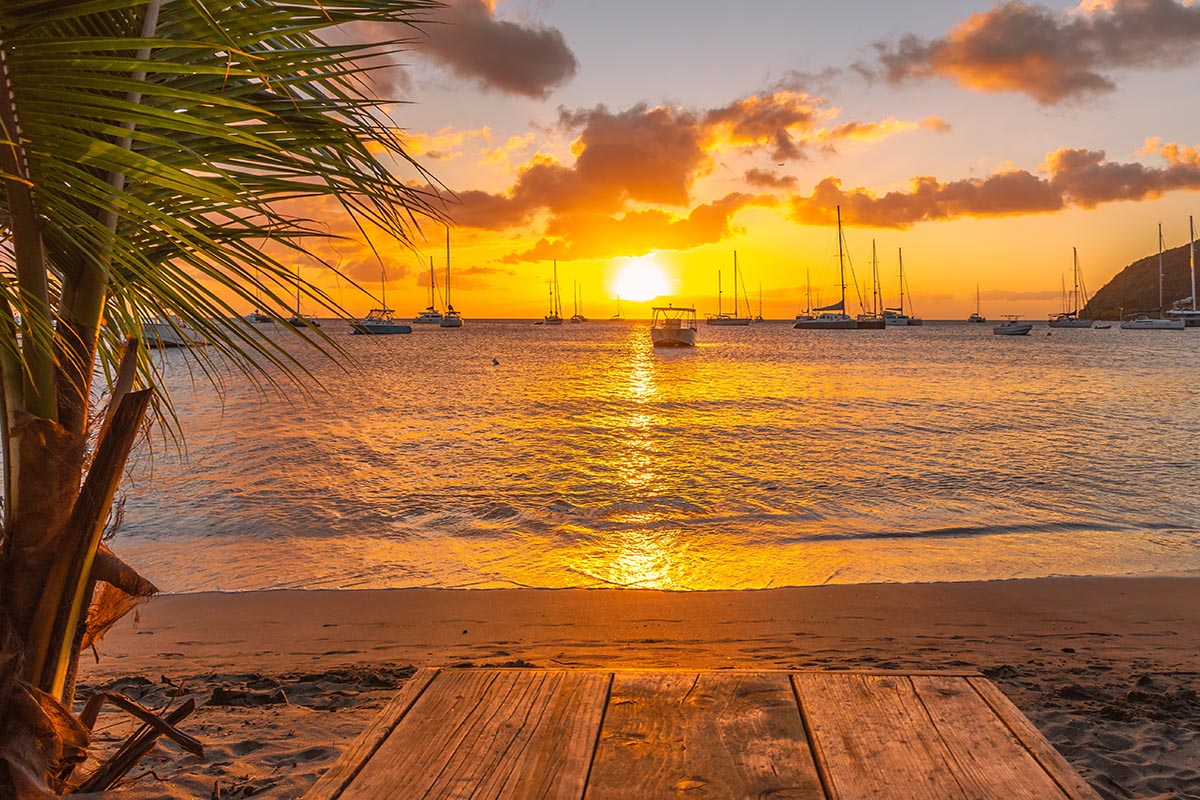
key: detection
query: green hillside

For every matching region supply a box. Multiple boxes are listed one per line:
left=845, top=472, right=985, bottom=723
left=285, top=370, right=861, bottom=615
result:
left=1085, top=241, right=1198, bottom=320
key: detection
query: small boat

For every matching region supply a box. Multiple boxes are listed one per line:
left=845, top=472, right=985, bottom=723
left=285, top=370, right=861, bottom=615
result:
left=544, top=261, right=563, bottom=325
left=1120, top=224, right=1186, bottom=331
left=967, top=284, right=987, bottom=323
left=610, top=295, right=623, bottom=320
left=651, top=305, right=697, bottom=347
left=413, top=256, right=444, bottom=325
left=794, top=207, right=858, bottom=330
left=707, top=252, right=752, bottom=326
left=440, top=229, right=463, bottom=328
left=351, top=267, right=411, bottom=334
left=246, top=268, right=273, bottom=323
left=1048, top=248, right=1091, bottom=328
left=245, top=311, right=272, bottom=324
left=1093, top=323, right=1113, bottom=329
left=145, top=316, right=205, bottom=348
left=993, top=316, right=1032, bottom=336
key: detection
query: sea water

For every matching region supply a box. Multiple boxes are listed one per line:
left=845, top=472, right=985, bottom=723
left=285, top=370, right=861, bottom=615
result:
left=115, top=320, right=1200, bottom=592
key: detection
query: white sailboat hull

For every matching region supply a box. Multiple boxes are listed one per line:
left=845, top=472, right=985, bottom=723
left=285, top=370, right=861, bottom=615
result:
left=706, top=316, right=751, bottom=326
left=1120, top=317, right=1185, bottom=330
left=1048, top=317, right=1092, bottom=328
left=146, top=318, right=204, bottom=348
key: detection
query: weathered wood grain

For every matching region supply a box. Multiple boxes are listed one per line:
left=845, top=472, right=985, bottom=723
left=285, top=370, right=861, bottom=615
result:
left=304, top=667, right=440, bottom=800
left=586, top=672, right=824, bottom=799
left=794, top=672, right=969, bottom=800
left=911, top=675, right=1070, bottom=799
left=341, top=669, right=609, bottom=799
left=969, top=677, right=1104, bottom=800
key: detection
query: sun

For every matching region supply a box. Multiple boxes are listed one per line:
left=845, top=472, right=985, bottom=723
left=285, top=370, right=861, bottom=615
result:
left=612, top=256, right=672, bottom=303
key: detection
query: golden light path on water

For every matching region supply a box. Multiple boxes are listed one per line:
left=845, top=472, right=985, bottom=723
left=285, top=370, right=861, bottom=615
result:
left=114, top=320, right=1200, bottom=593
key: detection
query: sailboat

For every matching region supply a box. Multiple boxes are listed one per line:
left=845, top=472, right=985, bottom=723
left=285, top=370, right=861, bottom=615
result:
left=610, top=295, right=623, bottom=320
left=883, top=248, right=922, bottom=326
left=570, top=281, right=587, bottom=323
left=967, top=284, right=987, bottom=323
left=1048, top=248, right=1091, bottom=328
left=1121, top=224, right=1185, bottom=330
left=245, top=267, right=273, bottom=323
left=286, top=266, right=321, bottom=328
left=544, top=261, right=563, bottom=325
left=855, top=240, right=885, bottom=329
left=350, top=266, right=411, bottom=334
left=794, top=267, right=815, bottom=322
left=755, top=283, right=764, bottom=322
left=413, top=256, right=444, bottom=324
left=440, top=228, right=463, bottom=328
left=707, top=252, right=752, bottom=326
left=1167, top=216, right=1200, bottom=326
left=794, top=206, right=857, bottom=329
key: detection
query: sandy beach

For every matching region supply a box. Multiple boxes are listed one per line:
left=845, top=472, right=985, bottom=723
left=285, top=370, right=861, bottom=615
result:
left=76, top=576, right=1200, bottom=799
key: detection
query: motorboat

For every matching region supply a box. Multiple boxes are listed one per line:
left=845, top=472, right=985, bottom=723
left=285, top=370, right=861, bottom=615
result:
left=351, top=307, right=411, bottom=334
left=651, top=305, right=697, bottom=347
left=1120, top=314, right=1184, bottom=330
left=993, top=316, right=1032, bottom=336
left=145, top=316, right=204, bottom=348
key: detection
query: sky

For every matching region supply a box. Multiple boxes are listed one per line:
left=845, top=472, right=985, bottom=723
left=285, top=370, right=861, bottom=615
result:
left=288, top=0, right=1200, bottom=320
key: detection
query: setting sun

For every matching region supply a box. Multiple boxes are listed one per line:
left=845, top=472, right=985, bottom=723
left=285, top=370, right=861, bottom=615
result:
left=612, top=256, right=672, bottom=303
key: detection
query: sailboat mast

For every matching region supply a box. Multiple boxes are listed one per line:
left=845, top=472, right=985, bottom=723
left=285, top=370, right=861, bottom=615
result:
left=871, top=239, right=878, bottom=317
left=1159, top=223, right=1165, bottom=311
left=1191, top=216, right=1197, bottom=313
left=295, top=266, right=300, bottom=316
left=836, top=205, right=846, bottom=312
left=717, top=268, right=723, bottom=316
left=733, top=252, right=739, bottom=319
left=976, top=283, right=981, bottom=316
left=898, top=248, right=905, bottom=316
left=445, top=226, right=451, bottom=310
left=1073, top=247, right=1080, bottom=315
left=806, top=267, right=811, bottom=314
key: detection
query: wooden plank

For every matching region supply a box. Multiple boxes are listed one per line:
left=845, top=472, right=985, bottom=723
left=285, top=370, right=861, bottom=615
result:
left=341, top=669, right=608, bottom=800
left=305, top=667, right=440, bottom=800
left=968, top=677, right=1103, bottom=800
left=794, top=672, right=968, bottom=800
left=586, top=672, right=824, bottom=799
left=910, top=675, right=1070, bottom=799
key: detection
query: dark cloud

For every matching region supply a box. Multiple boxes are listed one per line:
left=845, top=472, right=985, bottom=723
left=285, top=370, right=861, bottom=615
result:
left=744, top=168, right=799, bottom=190
left=788, top=143, right=1200, bottom=227
left=867, top=0, right=1200, bottom=105
left=419, top=0, right=577, bottom=99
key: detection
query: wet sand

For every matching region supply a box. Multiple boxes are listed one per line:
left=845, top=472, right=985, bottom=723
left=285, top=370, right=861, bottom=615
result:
left=77, top=576, right=1200, bottom=799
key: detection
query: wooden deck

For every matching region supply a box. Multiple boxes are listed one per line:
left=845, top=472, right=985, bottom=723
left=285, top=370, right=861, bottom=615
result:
left=306, top=668, right=1101, bottom=800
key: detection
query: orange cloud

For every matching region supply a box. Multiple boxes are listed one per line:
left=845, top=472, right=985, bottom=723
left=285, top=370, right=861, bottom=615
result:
left=789, top=142, right=1200, bottom=227
left=868, top=0, right=1200, bottom=105
left=405, top=125, right=493, bottom=160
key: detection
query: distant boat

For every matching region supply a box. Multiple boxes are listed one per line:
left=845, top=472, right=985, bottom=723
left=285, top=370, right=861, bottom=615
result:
left=651, top=304, right=697, bottom=347
left=351, top=267, right=411, bottom=334
left=544, top=261, right=563, bottom=325
left=440, top=228, right=463, bottom=328
left=707, top=252, right=752, bottom=326
left=993, top=315, right=1032, bottom=336
left=755, top=282, right=764, bottom=322
left=795, top=267, right=816, bottom=322
left=1121, top=224, right=1185, bottom=331
left=286, top=266, right=321, bottom=328
left=246, top=269, right=273, bottom=323
left=794, top=206, right=858, bottom=330
left=1048, top=248, right=1091, bottom=328
left=855, top=240, right=886, bottom=329
left=146, top=316, right=205, bottom=348
left=883, top=248, right=923, bottom=326
left=968, top=284, right=987, bottom=323
left=413, top=256, right=444, bottom=325
left=610, top=295, right=623, bottom=320
left=1167, top=215, right=1200, bottom=327
left=570, top=280, right=587, bottom=323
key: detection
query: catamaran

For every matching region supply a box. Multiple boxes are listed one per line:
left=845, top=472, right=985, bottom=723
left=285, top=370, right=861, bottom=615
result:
left=413, top=256, right=444, bottom=324
left=707, top=252, right=752, bottom=326
left=883, top=248, right=922, bottom=326
left=1048, top=248, right=1091, bottom=328
left=351, top=267, right=411, bottom=334
left=544, top=261, right=563, bottom=325
left=1121, top=224, right=1185, bottom=330
left=968, top=284, right=987, bottom=323
left=286, top=265, right=321, bottom=328
left=794, top=206, right=858, bottom=329
left=440, top=228, right=463, bottom=328
left=1167, top=216, right=1200, bottom=327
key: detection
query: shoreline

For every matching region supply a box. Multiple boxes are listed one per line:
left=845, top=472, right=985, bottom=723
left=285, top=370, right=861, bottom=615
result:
left=78, top=575, right=1200, bottom=799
